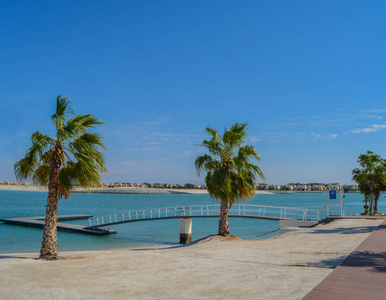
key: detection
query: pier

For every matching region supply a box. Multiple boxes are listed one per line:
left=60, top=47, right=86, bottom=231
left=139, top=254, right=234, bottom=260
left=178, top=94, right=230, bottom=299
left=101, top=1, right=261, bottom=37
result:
left=86, top=203, right=342, bottom=243
left=0, top=215, right=116, bottom=235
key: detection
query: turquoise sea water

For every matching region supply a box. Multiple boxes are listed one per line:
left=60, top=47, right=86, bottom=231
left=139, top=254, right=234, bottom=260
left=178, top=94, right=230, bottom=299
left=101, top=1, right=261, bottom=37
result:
left=0, top=190, right=383, bottom=254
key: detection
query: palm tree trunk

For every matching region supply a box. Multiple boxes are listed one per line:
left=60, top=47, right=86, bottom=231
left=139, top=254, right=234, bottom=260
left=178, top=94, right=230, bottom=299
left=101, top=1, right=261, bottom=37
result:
left=374, top=190, right=381, bottom=214
left=39, top=147, right=62, bottom=260
left=218, top=200, right=229, bottom=236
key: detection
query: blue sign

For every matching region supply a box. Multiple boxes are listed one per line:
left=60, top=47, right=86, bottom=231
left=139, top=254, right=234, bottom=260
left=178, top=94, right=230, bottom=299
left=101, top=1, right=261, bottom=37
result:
left=329, top=190, right=337, bottom=200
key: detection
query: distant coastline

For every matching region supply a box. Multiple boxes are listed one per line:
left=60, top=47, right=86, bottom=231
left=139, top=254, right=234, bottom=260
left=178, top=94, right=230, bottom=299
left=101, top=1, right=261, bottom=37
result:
left=0, top=185, right=360, bottom=195
left=0, top=185, right=275, bottom=195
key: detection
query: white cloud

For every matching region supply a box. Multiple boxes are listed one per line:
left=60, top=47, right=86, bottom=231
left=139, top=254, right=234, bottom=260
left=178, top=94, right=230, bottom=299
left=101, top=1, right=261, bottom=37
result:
left=117, top=161, right=136, bottom=166
left=366, top=115, right=383, bottom=119
left=365, top=109, right=386, bottom=113
left=143, top=116, right=171, bottom=126
left=310, top=133, right=338, bottom=140
left=248, top=135, right=262, bottom=143
left=352, top=124, right=386, bottom=134
left=177, top=148, right=205, bottom=158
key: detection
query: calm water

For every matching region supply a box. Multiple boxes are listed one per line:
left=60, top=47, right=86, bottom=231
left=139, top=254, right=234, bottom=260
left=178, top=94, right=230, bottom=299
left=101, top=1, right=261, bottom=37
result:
left=0, top=190, right=382, bottom=254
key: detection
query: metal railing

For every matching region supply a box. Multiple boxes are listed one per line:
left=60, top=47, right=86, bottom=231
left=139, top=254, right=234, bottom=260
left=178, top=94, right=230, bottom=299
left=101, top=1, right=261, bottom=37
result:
left=87, top=202, right=343, bottom=228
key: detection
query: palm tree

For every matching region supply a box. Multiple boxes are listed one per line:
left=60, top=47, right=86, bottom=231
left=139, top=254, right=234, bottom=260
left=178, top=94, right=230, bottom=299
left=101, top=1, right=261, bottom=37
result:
left=352, top=151, right=386, bottom=215
left=195, top=122, right=265, bottom=236
left=14, top=96, right=107, bottom=260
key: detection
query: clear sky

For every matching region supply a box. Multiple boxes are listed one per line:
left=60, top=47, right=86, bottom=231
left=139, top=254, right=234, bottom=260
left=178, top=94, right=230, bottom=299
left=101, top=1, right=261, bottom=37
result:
left=1, top=1, right=386, bottom=185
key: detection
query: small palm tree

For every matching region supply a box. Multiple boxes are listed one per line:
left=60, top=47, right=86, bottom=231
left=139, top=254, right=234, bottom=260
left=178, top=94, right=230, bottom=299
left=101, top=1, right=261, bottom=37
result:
left=14, top=96, right=107, bottom=260
left=195, top=122, right=265, bottom=236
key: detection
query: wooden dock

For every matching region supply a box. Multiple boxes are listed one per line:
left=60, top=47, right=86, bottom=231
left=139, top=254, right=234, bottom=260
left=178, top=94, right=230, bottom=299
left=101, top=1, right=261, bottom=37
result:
left=0, top=215, right=116, bottom=235
left=303, top=219, right=386, bottom=299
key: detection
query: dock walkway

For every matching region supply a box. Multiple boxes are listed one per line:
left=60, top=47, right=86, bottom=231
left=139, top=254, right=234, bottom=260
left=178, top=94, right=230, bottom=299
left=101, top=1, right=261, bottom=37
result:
left=0, top=215, right=116, bottom=235
left=303, top=218, right=386, bottom=300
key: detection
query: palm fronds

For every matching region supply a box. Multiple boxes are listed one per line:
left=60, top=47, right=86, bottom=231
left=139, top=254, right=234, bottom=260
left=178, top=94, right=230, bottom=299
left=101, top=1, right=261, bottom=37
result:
left=195, top=122, right=264, bottom=204
left=14, top=96, right=107, bottom=199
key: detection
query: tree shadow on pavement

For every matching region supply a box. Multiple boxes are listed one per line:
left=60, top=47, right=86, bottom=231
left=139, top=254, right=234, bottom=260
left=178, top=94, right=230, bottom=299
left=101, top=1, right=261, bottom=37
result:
left=307, top=226, right=378, bottom=235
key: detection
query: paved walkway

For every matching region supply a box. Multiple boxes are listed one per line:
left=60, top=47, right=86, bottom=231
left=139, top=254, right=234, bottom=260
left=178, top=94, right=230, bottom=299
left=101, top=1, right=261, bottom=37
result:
left=303, top=219, right=386, bottom=300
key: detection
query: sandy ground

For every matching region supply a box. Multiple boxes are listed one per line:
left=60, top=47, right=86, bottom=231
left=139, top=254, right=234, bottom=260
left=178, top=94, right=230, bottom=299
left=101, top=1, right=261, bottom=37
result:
left=0, top=218, right=383, bottom=300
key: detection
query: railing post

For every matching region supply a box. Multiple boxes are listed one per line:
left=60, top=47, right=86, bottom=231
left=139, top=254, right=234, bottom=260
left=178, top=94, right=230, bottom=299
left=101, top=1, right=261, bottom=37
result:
left=239, top=206, right=241, bottom=215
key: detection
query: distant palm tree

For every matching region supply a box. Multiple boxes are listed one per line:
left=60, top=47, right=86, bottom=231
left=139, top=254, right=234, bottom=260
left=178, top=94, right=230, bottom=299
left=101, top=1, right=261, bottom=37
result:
left=195, top=123, right=265, bottom=236
left=14, top=96, right=107, bottom=260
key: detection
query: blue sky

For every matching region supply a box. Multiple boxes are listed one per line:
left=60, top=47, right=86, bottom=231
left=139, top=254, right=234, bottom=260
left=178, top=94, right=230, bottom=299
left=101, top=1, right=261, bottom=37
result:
left=1, top=1, right=386, bottom=185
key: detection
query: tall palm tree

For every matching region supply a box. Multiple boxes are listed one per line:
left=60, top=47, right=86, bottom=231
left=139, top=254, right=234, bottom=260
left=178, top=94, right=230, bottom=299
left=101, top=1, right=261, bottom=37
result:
left=195, top=122, right=265, bottom=236
left=14, top=96, right=107, bottom=260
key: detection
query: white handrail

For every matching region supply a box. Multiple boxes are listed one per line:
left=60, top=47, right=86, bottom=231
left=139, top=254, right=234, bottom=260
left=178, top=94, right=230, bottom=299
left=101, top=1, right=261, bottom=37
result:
left=87, top=202, right=343, bottom=228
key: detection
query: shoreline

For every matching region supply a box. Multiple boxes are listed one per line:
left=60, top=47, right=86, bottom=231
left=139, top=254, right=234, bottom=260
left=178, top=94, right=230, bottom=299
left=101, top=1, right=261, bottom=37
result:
left=0, top=218, right=383, bottom=299
left=0, top=185, right=275, bottom=195
left=0, top=185, right=360, bottom=195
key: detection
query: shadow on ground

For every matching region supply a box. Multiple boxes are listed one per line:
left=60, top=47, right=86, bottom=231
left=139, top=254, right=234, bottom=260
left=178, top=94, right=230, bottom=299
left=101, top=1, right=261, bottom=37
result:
left=308, top=226, right=378, bottom=235
left=312, top=251, right=386, bottom=272
left=0, top=255, right=34, bottom=260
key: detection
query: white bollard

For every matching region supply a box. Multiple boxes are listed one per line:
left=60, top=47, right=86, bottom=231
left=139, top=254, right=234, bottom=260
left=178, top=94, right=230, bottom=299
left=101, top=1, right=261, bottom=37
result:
left=180, top=218, right=192, bottom=244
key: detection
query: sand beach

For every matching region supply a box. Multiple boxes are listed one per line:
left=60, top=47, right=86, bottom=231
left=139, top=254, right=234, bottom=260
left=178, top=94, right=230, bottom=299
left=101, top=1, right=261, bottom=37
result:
left=0, top=218, right=383, bottom=299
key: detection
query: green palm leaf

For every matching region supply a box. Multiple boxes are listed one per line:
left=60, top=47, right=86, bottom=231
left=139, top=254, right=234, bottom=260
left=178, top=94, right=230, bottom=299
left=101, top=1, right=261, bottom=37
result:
left=195, top=122, right=264, bottom=236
